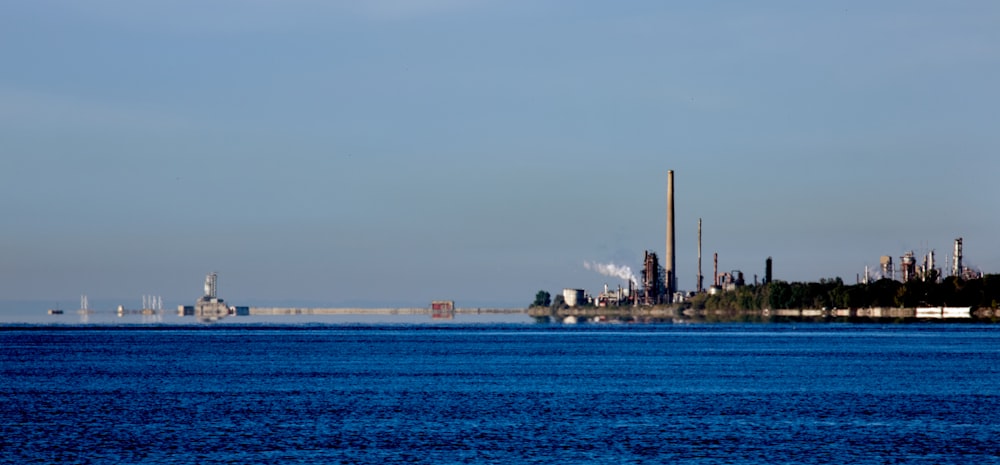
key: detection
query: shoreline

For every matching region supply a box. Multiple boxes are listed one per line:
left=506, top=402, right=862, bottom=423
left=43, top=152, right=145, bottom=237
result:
left=529, top=305, right=1000, bottom=322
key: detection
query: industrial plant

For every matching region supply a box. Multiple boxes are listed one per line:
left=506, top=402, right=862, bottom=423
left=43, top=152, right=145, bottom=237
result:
left=554, top=169, right=988, bottom=315
left=861, top=237, right=983, bottom=285
left=562, top=169, right=747, bottom=308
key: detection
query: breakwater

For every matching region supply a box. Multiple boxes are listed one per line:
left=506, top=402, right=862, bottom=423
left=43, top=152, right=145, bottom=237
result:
left=179, top=305, right=528, bottom=321
left=248, top=307, right=526, bottom=316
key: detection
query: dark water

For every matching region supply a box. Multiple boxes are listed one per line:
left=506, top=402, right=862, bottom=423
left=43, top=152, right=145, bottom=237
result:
left=3, top=324, right=1000, bottom=464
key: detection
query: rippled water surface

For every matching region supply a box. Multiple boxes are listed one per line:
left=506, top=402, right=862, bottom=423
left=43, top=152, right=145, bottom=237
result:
left=3, top=324, right=1000, bottom=464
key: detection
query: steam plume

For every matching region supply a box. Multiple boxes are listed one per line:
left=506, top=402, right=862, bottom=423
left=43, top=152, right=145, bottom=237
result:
left=584, top=261, right=638, bottom=285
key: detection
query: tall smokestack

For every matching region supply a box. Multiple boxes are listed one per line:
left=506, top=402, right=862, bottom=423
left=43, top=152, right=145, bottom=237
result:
left=666, top=170, right=676, bottom=301
left=713, top=252, right=718, bottom=287
left=697, top=218, right=703, bottom=293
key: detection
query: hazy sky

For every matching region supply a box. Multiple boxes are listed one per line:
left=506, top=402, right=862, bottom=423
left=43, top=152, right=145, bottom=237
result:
left=2, top=1, right=998, bottom=307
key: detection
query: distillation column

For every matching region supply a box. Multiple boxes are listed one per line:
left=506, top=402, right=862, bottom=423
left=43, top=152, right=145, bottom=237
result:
left=953, top=238, right=963, bottom=277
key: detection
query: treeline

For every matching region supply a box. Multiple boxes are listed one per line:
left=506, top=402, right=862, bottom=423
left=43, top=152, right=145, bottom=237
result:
left=688, top=275, right=1000, bottom=311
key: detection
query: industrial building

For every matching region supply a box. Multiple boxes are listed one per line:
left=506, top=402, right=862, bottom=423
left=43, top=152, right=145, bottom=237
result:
left=430, top=300, right=456, bottom=319
left=640, top=250, right=663, bottom=305
left=430, top=300, right=455, bottom=311
left=864, top=238, right=983, bottom=284
left=178, top=272, right=245, bottom=321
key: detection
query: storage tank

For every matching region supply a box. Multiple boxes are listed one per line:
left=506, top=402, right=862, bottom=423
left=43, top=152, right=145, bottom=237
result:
left=901, top=252, right=917, bottom=281
left=563, top=288, right=585, bottom=307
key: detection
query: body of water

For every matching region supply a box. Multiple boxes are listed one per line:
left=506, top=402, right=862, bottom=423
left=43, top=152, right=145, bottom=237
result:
left=3, top=324, right=1000, bottom=464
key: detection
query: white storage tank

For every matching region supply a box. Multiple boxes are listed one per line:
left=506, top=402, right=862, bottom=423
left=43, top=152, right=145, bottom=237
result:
left=563, top=288, right=585, bottom=307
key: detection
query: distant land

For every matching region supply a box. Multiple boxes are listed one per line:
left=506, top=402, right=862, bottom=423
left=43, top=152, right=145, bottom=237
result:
left=530, top=274, right=1000, bottom=323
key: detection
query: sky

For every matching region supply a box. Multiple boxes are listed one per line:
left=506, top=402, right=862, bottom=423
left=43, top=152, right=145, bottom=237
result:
left=2, top=1, right=999, bottom=308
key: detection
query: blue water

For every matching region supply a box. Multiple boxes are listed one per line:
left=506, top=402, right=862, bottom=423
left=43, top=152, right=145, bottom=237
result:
left=3, top=324, right=1000, bottom=464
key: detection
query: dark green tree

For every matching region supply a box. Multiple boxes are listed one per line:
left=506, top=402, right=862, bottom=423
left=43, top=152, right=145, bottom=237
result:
left=682, top=274, right=1000, bottom=312
left=868, top=279, right=902, bottom=307
left=531, top=290, right=551, bottom=308
left=790, top=282, right=810, bottom=309
left=767, top=281, right=791, bottom=309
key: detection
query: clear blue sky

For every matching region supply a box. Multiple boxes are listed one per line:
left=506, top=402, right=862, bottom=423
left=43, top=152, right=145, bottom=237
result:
left=2, top=1, right=998, bottom=308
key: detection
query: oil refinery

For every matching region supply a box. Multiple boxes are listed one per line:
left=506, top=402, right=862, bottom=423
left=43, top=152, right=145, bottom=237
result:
left=556, top=170, right=988, bottom=313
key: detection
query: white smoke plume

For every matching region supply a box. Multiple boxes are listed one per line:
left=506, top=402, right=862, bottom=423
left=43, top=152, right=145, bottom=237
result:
left=584, top=261, right=638, bottom=285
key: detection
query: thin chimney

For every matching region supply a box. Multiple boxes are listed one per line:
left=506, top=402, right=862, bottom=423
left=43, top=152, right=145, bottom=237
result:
left=697, top=218, right=703, bottom=293
left=666, top=170, right=676, bottom=301
left=713, top=252, right=719, bottom=287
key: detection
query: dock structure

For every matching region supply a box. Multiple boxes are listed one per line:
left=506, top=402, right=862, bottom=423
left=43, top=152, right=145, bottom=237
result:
left=248, top=307, right=525, bottom=316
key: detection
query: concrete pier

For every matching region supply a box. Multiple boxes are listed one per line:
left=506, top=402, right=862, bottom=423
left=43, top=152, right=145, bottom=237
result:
left=248, top=307, right=526, bottom=315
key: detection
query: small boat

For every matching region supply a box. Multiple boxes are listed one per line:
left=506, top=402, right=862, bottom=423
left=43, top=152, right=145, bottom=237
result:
left=48, top=309, right=64, bottom=315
